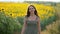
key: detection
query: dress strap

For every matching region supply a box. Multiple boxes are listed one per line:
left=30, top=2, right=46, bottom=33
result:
left=36, top=16, right=38, bottom=20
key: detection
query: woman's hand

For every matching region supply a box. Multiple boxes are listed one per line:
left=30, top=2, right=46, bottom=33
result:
left=21, top=32, right=23, bottom=34
left=21, top=31, right=24, bottom=34
left=37, top=31, right=41, bottom=34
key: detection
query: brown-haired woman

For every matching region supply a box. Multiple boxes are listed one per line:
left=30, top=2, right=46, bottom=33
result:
left=21, top=5, right=41, bottom=34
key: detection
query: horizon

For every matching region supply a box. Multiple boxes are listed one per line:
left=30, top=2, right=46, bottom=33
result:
left=0, top=0, right=60, bottom=3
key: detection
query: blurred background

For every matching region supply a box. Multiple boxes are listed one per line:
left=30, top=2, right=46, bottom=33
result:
left=0, top=0, right=60, bottom=34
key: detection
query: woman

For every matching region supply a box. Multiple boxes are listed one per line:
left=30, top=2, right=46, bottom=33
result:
left=21, top=5, right=41, bottom=34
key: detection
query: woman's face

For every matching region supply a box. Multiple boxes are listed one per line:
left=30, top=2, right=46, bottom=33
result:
left=29, top=6, right=35, bottom=14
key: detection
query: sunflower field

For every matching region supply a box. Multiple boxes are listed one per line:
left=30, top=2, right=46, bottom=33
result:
left=0, top=2, right=57, bottom=34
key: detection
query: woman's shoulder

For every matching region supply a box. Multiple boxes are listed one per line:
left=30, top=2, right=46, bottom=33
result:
left=24, top=16, right=28, bottom=19
left=23, top=16, right=28, bottom=21
left=36, top=16, right=40, bottom=20
left=37, top=16, right=40, bottom=19
left=24, top=16, right=27, bottom=18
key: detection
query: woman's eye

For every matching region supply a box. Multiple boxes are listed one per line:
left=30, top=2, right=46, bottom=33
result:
left=29, top=8, right=34, bottom=10
left=32, top=8, right=34, bottom=9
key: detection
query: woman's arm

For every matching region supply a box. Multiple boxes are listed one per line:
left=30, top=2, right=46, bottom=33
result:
left=37, top=17, right=41, bottom=34
left=21, top=17, right=27, bottom=34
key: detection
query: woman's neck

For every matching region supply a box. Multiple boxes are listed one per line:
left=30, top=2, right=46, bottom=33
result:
left=30, top=14, right=36, bottom=17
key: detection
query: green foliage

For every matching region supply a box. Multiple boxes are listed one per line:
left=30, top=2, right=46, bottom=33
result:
left=0, top=10, right=22, bottom=34
left=40, top=15, right=56, bottom=31
left=16, top=16, right=24, bottom=25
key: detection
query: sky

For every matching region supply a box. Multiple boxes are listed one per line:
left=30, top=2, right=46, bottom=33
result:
left=0, top=0, right=60, bottom=2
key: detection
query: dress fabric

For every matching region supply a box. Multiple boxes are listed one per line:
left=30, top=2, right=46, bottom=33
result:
left=24, top=16, right=39, bottom=34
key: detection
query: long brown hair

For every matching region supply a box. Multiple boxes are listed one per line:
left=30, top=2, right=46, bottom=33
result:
left=26, top=5, right=39, bottom=17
